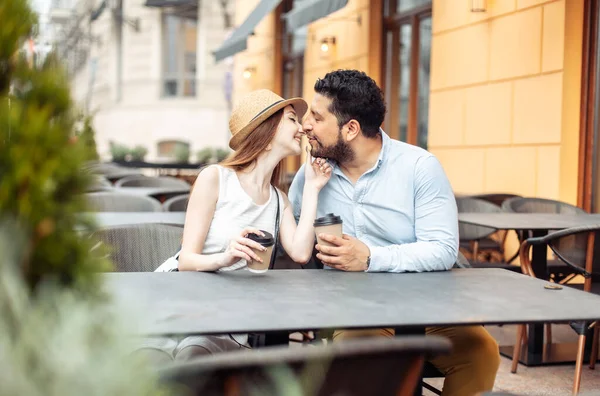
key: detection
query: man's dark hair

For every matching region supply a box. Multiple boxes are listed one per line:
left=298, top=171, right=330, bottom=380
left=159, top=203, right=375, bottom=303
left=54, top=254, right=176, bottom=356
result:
left=314, top=70, right=386, bottom=138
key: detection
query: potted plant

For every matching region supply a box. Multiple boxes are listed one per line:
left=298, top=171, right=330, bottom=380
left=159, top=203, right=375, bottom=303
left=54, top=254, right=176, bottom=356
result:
left=196, top=147, right=214, bottom=164
left=109, top=141, right=130, bottom=162
left=129, top=145, right=148, bottom=162
left=174, top=144, right=190, bottom=163
left=215, top=147, right=230, bottom=162
left=0, top=1, right=168, bottom=393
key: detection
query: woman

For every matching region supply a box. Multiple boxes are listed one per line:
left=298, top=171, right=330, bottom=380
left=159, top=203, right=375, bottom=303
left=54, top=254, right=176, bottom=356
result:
left=145, top=89, right=331, bottom=362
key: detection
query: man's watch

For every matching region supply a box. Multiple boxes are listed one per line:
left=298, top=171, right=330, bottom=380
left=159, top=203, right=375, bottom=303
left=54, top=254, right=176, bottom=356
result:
left=365, top=256, right=371, bottom=271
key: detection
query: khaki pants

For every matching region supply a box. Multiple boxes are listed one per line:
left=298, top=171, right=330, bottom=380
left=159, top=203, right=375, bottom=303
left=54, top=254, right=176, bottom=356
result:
left=333, top=326, right=500, bottom=396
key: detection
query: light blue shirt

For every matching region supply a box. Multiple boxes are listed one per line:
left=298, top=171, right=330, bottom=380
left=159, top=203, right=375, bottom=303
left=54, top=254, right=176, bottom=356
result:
left=288, top=131, right=459, bottom=273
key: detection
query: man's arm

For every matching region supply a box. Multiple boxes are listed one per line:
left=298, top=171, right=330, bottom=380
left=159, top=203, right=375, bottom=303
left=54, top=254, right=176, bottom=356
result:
left=367, top=156, right=458, bottom=272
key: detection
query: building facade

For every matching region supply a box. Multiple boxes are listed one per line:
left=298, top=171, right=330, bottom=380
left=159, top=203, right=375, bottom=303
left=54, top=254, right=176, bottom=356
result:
left=229, top=0, right=600, bottom=211
left=49, top=0, right=234, bottom=161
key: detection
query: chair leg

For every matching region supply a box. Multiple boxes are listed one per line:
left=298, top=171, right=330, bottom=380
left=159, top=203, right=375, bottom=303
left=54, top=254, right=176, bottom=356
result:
left=511, top=324, right=526, bottom=373
left=590, top=325, right=599, bottom=370
left=573, top=334, right=586, bottom=395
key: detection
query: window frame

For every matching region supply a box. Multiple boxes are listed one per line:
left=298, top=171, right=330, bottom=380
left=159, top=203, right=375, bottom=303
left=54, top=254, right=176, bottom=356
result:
left=382, top=0, right=432, bottom=147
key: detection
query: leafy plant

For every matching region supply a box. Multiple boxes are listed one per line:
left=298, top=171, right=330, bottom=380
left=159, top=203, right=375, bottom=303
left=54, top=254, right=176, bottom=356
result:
left=109, top=141, right=129, bottom=162
left=215, top=147, right=230, bottom=162
left=174, top=144, right=190, bottom=163
left=0, top=222, right=168, bottom=396
left=77, top=114, right=99, bottom=161
left=129, top=145, right=148, bottom=162
left=196, top=147, right=214, bottom=164
left=0, top=1, right=169, bottom=394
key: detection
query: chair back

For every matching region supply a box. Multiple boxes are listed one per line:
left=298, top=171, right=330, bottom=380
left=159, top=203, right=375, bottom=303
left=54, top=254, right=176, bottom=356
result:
left=469, top=193, right=521, bottom=207
left=86, top=175, right=113, bottom=192
left=162, top=194, right=190, bottom=212
left=85, top=192, right=162, bottom=212
left=94, top=223, right=183, bottom=272
left=159, top=336, right=452, bottom=396
left=456, top=197, right=503, bottom=241
left=502, top=197, right=586, bottom=214
left=115, top=175, right=190, bottom=189
left=520, top=225, right=600, bottom=290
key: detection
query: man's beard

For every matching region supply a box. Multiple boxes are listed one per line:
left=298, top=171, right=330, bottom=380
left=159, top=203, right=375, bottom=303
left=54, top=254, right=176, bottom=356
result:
left=309, top=130, right=354, bottom=163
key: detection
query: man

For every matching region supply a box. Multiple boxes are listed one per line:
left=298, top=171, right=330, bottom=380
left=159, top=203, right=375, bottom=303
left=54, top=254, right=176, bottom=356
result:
left=288, top=70, right=500, bottom=396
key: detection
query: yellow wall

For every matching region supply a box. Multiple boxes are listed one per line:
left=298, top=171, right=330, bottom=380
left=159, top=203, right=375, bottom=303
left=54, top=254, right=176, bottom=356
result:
left=428, top=0, right=583, bottom=204
left=301, top=0, right=378, bottom=104
left=232, top=0, right=278, bottom=105
left=233, top=0, right=379, bottom=104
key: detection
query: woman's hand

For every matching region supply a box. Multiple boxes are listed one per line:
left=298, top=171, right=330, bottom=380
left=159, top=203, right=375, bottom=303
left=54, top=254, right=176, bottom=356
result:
left=304, top=146, right=332, bottom=191
left=219, top=227, right=268, bottom=268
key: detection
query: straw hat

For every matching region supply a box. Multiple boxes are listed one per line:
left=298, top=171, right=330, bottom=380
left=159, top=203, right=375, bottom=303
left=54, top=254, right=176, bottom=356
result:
left=228, top=90, right=308, bottom=150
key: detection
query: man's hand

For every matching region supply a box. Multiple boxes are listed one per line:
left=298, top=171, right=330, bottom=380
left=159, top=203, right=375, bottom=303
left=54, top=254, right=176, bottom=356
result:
left=315, top=234, right=371, bottom=272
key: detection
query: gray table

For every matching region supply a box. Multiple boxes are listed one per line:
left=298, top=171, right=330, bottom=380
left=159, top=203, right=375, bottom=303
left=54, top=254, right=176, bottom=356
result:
left=81, top=212, right=186, bottom=228
left=114, top=187, right=190, bottom=201
left=103, top=269, right=600, bottom=336
left=459, top=212, right=600, bottom=365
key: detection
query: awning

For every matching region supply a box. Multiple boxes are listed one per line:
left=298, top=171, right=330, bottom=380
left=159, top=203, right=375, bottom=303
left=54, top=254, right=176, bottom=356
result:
left=213, top=0, right=282, bottom=62
left=144, top=0, right=198, bottom=19
left=282, top=0, right=348, bottom=32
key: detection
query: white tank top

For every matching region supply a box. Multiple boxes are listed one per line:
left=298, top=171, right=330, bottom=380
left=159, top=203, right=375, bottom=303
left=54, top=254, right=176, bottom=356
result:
left=200, top=165, right=282, bottom=272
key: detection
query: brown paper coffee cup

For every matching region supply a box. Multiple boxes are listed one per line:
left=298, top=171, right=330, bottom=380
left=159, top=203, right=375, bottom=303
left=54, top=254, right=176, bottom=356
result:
left=314, top=213, right=343, bottom=247
left=246, top=230, right=275, bottom=274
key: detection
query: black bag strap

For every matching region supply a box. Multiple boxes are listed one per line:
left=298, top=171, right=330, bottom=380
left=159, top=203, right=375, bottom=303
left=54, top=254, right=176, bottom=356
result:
left=269, top=187, right=281, bottom=270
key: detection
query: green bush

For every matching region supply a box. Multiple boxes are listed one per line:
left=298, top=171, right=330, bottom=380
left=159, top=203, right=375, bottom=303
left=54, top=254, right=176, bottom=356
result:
left=196, top=147, right=214, bottom=164
left=0, top=1, right=169, bottom=394
left=0, top=27, right=110, bottom=292
left=129, top=145, right=148, bottom=162
left=174, top=144, right=190, bottom=163
left=215, top=147, right=230, bottom=162
left=109, top=141, right=129, bottom=162
left=77, top=114, right=99, bottom=161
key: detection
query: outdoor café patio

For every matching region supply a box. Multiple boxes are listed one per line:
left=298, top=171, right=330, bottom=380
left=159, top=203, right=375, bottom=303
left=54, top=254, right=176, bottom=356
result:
left=83, top=161, right=600, bottom=396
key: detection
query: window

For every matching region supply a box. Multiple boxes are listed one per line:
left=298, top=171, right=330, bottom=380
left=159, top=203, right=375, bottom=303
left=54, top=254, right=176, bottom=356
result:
left=157, top=140, right=190, bottom=158
left=162, top=13, right=197, bottom=97
left=382, top=0, right=431, bottom=149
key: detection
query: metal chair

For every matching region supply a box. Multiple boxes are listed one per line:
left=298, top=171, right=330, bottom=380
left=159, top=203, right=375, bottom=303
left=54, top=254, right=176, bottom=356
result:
left=85, top=192, right=162, bottom=212
left=86, top=175, right=113, bottom=192
left=159, top=336, right=452, bottom=396
left=162, top=194, right=190, bottom=212
left=469, top=193, right=522, bottom=208
left=502, top=197, right=586, bottom=215
left=115, top=175, right=190, bottom=189
left=502, top=197, right=587, bottom=281
left=456, top=197, right=518, bottom=271
left=511, top=225, right=600, bottom=395
left=94, top=223, right=183, bottom=272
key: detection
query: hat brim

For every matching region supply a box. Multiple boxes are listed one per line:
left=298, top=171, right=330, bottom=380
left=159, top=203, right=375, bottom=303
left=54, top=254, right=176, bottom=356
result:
left=229, top=97, right=308, bottom=151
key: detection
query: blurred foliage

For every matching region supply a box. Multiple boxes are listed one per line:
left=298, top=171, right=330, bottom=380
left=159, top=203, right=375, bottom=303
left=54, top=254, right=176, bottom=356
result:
left=0, top=222, right=169, bottom=396
left=215, top=148, right=230, bottom=162
left=130, top=145, right=148, bottom=162
left=77, top=114, right=99, bottom=161
left=196, top=147, right=214, bottom=163
left=0, top=29, right=111, bottom=291
left=196, top=147, right=230, bottom=164
left=0, top=1, right=170, bottom=394
left=109, top=141, right=130, bottom=161
left=0, top=0, right=36, bottom=94
left=173, top=144, right=190, bottom=163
